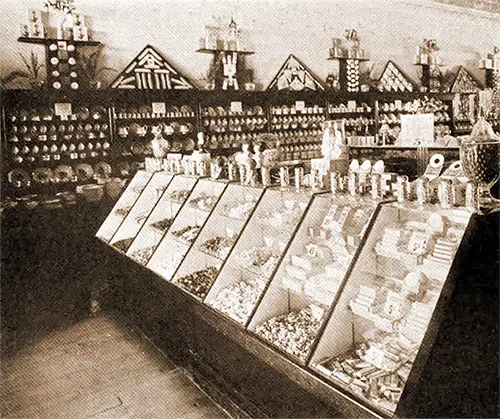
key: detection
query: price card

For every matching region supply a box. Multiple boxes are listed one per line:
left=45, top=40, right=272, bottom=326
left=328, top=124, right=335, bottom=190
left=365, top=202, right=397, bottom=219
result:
left=152, top=102, right=166, bottom=115
left=230, top=101, right=242, bottom=113
left=394, top=100, right=403, bottom=110
left=295, top=101, right=305, bottom=111
left=54, top=103, right=72, bottom=120
left=347, top=100, right=357, bottom=110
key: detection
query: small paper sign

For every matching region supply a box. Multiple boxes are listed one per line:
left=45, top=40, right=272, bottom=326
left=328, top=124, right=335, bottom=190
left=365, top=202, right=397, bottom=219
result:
left=152, top=102, right=166, bottom=115
left=347, top=100, right=357, bottom=110
left=54, top=103, right=72, bottom=119
left=295, top=100, right=305, bottom=111
left=399, top=113, right=434, bottom=146
left=394, top=100, right=403, bottom=110
left=230, top=101, right=242, bottom=113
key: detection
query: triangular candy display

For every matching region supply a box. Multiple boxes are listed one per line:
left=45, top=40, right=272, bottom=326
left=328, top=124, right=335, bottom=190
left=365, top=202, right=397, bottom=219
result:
left=378, top=61, right=414, bottom=92
left=267, top=54, right=325, bottom=91
left=111, top=45, right=195, bottom=90
left=450, top=66, right=480, bottom=93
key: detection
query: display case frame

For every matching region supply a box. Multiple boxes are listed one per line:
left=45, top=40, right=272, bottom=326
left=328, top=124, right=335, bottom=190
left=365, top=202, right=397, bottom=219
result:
left=146, top=177, right=229, bottom=282
left=108, top=171, right=174, bottom=253
left=247, top=193, right=382, bottom=365
left=171, top=182, right=266, bottom=301
left=309, top=201, right=473, bottom=417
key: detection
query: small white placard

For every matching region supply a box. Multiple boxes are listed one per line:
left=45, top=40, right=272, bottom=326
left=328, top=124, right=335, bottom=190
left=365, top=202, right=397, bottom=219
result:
left=399, top=113, right=434, bottom=146
left=347, top=100, right=357, bottom=110
left=295, top=100, right=305, bottom=111
left=54, top=103, right=72, bottom=119
left=230, top=101, right=242, bottom=113
left=394, top=100, right=403, bottom=110
left=152, top=102, right=166, bottom=115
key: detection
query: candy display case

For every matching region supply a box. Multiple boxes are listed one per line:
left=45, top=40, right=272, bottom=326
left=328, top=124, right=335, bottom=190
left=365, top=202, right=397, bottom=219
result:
left=108, top=172, right=174, bottom=253
left=247, top=194, right=380, bottom=364
left=205, top=188, right=312, bottom=325
left=125, top=175, right=198, bottom=265
left=95, top=170, right=153, bottom=242
left=309, top=202, right=472, bottom=416
left=146, top=178, right=229, bottom=281
left=171, top=183, right=265, bottom=300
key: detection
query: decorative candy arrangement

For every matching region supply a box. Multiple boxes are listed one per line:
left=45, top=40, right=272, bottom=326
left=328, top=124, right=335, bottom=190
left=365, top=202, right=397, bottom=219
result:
left=188, top=193, right=219, bottom=211
left=254, top=305, right=324, bottom=361
left=173, top=266, right=219, bottom=299
left=171, top=225, right=201, bottom=245
left=166, top=189, right=191, bottom=204
left=199, top=236, right=235, bottom=259
left=112, top=237, right=134, bottom=253
left=150, top=217, right=174, bottom=232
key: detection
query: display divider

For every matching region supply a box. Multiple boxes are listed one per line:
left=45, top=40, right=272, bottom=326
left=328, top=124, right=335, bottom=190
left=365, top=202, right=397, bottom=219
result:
left=241, top=189, right=323, bottom=331
left=108, top=172, right=174, bottom=253
left=125, top=174, right=199, bottom=267
left=303, top=197, right=389, bottom=366
left=148, top=178, right=229, bottom=283
left=199, top=184, right=267, bottom=303
left=95, top=170, right=154, bottom=243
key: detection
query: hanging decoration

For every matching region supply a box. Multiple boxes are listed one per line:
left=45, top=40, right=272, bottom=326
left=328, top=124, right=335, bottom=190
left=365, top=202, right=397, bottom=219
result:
left=378, top=61, right=414, bottom=92
left=267, top=54, right=324, bottom=91
left=111, top=45, right=195, bottom=90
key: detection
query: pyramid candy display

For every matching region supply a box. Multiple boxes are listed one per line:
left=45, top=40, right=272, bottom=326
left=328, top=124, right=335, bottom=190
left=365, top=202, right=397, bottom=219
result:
left=378, top=61, right=413, bottom=92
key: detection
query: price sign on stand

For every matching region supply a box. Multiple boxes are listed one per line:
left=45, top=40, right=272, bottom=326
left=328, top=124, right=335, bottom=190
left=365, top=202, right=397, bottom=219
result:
left=230, top=101, right=242, bottom=113
left=152, top=102, right=166, bottom=115
left=54, top=103, right=72, bottom=120
left=296, top=101, right=305, bottom=112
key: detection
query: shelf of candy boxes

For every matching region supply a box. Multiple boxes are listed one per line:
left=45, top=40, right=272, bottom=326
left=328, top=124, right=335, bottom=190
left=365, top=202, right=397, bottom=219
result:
left=279, top=141, right=322, bottom=161
left=452, top=116, right=474, bottom=135
left=377, top=98, right=451, bottom=126
left=270, top=110, right=326, bottom=133
left=6, top=111, right=112, bottom=166
left=114, top=105, right=196, bottom=120
left=6, top=160, right=115, bottom=192
left=328, top=102, right=373, bottom=115
left=207, top=132, right=262, bottom=150
left=202, top=105, right=267, bottom=132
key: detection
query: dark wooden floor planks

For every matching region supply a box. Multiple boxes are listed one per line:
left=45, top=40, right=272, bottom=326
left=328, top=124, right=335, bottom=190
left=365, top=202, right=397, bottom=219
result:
left=1, top=314, right=230, bottom=419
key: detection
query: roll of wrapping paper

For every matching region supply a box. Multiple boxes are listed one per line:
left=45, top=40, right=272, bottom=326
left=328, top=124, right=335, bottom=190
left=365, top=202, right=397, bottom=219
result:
left=279, top=167, right=290, bottom=187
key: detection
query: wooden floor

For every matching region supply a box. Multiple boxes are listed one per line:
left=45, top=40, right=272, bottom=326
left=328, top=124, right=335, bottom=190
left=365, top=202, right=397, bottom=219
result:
left=1, top=314, right=230, bottom=419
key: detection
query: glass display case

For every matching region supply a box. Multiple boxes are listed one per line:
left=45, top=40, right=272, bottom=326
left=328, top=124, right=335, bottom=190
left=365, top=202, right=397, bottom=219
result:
left=125, top=175, right=198, bottom=265
left=96, top=170, right=153, bottom=242
left=247, top=194, right=379, bottom=363
left=205, top=188, right=312, bottom=326
left=309, top=202, right=472, bottom=415
left=108, top=172, right=174, bottom=253
left=171, top=183, right=265, bottom=300
left=146, top=178, right=229, bottom=280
